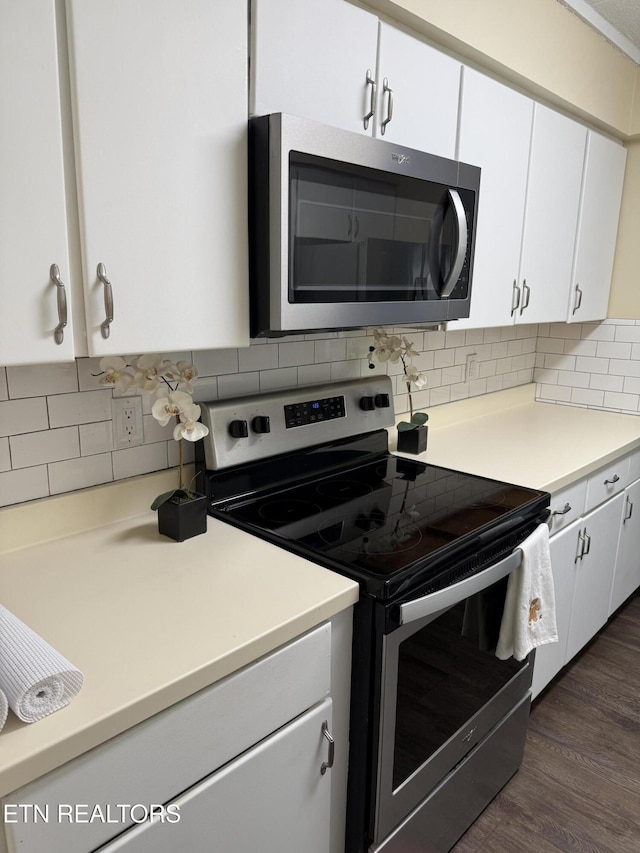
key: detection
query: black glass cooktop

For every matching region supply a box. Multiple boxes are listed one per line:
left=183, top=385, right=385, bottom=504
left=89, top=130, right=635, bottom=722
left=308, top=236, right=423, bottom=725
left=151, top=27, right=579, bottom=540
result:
left=208, top=434, right=549, bottom=601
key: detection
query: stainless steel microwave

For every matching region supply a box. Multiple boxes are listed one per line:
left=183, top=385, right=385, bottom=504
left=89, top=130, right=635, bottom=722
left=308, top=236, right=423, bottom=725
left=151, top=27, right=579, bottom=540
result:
left=249, top=113, right=480, bottom=337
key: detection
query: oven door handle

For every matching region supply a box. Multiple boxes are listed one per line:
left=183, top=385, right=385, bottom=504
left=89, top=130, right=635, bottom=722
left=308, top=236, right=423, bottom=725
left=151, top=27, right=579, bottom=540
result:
left=397, top=549, right=521, bottom=625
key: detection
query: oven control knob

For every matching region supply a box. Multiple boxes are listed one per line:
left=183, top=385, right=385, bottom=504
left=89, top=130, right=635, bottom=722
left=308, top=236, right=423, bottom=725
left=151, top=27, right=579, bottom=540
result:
left=228, top=419, right=248, bottom=439
left=251, top=415, right=271, bottom=434
left=375, top=393, right=390, bottom=408
left=359, top=396, right=375, bottom=411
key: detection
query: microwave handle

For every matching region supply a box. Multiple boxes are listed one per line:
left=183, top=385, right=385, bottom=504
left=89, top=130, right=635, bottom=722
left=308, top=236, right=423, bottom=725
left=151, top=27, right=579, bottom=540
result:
left=397, top=549, right=521, bottom=625
left=429, top=189, right=469, bottom=299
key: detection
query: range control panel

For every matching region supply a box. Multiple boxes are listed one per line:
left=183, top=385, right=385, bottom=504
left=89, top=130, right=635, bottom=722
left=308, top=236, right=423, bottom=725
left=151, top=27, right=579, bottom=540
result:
left=284, top=394, right=346, bottom=428
left=199, top=376, right=394, bottom=470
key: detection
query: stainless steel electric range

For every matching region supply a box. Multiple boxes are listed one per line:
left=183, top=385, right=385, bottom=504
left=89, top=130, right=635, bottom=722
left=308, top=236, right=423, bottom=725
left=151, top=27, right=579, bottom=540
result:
left=196, top=376, right=550, bottom=853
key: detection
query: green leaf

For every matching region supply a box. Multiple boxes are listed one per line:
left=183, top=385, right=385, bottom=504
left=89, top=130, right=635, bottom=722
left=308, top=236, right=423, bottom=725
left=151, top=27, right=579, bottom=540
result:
left=150, top=489, right=180, bottom=511
left=397, top=420, right=413, bottom=432
left=411, top=412, right=429, bottom=426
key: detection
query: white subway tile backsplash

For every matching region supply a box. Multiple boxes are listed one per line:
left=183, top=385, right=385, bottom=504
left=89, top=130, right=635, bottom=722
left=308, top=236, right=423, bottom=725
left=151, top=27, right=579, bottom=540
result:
left=0, top=465, right=49, bottom=507
left=0, top=437, right=10, bottom=472
left=259, top=366, right=297, bottom=391
left=557, top=370, right=589, bottom=388
left=603, top=391, right=640, bottom=412
left=218, top=371, right=260, bottom=399
left=197, top=347, right=239, bottom=376
left=571, top=387, right=604, bottom=406
left=538, top=384, right=572, bottom=402
left=609, top=359, right=640, bottom=377
left=77, top=357, right=107, bottom=391
left=623, top=377, right=640, bottom=394
left=444, top=329, right=466, bottom=349
left=589, top=374, right=624, bottom=392
left=0, top=397, right=49, bottom=437
left=536, top=337, right=564, bottom=354
left=48, top=390, right=113, bottom=427
left=168, top=438, right=195, bottom=469
left=7, top=362, right=78, bottom=399
left=564, top=339, right=598, bottom=357
left=112, top=442, right=167, bottom=480
left=595, top=341, right=632, bottom=359
left=10, top=427, right=79, bottom=469
left=48, top=453, right=113, bottom=495
left=298, top=363, right=332, bottom=386
left=330, top=360, right=360, bottom=381
left=314, top=338, right=347, bottom=364
left=581, top=323, right=616, bottom=341
left=279, top=340, right=315, bottom=367
left=79, top=421, right=114, bottom=456
left=614, top=326, right=640, bottom=343
left=574, top=356, right=609, bottom=374
left=142, top=414, right=173, bottom=444
left=429, top=386, right=451, bottom=406
left=238, top=344, right=278, bottom=372
left=434, top=348, right=456, bottom=369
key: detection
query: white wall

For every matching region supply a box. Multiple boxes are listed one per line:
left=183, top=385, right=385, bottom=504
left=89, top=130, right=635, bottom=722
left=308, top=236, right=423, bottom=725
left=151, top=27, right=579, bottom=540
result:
left=0, top=325, right=536, bottom=507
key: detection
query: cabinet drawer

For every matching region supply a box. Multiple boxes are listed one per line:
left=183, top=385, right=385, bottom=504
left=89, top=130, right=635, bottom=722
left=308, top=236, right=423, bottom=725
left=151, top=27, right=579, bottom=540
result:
left=549, top=480, right=586, bottom=534
left=3, top=623, right=331, bottom=853
left=585, top=456, right=630, bottom=512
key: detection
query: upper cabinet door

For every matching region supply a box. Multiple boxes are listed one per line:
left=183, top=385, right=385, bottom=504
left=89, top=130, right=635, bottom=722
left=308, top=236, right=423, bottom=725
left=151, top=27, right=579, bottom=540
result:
left=455, top=67, right=533, bottom=329
left=374, top=23, right=461, bottom=158
left=0, top=0, right=74, bottom=366
left=567, top=131, right=626, bottom=323
left=250, top=0, right=379, bottom=134
left=517, top=104, right=587, bottom=325
left=67, top=0, right=249, bottom=356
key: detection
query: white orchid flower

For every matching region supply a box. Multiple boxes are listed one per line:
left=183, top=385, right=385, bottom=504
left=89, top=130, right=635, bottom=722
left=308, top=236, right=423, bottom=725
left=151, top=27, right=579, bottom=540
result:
left=131, top=354, right=173, bottom=392
left=98, top=356, right=133, bottom=393
left=173, top=402, right=209, bottom=442
left=405, top=364, right=427, bottom=389
left=151, top=390, right=194, bottom=426
left=168, top=360, right=199, bottom=394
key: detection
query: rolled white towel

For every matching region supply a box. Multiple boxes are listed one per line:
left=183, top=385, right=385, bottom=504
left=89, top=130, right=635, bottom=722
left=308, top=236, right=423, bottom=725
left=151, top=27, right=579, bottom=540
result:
left=0, top=687, right=8, bottom=732
left=0, top=604, right=84, bottom=723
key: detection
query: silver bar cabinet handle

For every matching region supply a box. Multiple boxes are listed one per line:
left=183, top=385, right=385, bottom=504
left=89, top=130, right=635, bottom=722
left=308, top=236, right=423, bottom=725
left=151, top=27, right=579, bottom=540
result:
left=49, top=264, right=67, bottom=345
left=364, top=69, right=376, bottom=130
left=320, top=721, right=335, bottom=775
left=381, top=78, right=394, bottom=135
left=511, top=280, right=521, bottom=316
left=624, top=496, right=633, bottom=523
left=575, top=529, right=585, bottom=563
left=573, top=284, right=583, bottom=315
left=583, top=529, right=591, bottom=556
left=97, top=262, right=113, bottom=339
left=520, top=279, right=530, bottom=314
left=552, top=502, right=572, bottom=517
left=604, top=474, right=620, bottom=485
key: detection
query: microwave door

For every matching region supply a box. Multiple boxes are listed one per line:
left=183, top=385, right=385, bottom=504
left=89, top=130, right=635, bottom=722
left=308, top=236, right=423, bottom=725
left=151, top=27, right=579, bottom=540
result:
left=428, top=189, right=469, bottom=298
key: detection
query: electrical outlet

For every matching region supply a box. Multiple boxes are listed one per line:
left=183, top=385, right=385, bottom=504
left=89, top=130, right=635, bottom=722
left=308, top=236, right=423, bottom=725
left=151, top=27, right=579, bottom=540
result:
left=112, top=397, right=144, bottom=449
left=465, top=353, right=478, bottom=382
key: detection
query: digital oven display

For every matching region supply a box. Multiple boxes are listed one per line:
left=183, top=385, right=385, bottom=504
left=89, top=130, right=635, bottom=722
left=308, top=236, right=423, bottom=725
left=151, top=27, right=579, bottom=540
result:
left=284, top=395, right=345, bottom=428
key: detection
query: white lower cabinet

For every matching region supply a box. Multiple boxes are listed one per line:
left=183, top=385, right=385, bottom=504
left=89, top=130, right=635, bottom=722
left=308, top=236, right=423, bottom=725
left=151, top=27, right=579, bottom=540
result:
left=532, top=457, right=640, bottom=698
left=609, top=478, right=640, bottom=615
left=565, top=493, right=624, bottom=661
left=2, top=618, right=353, bottom=853
left=100, top=698, right=332, bottom=853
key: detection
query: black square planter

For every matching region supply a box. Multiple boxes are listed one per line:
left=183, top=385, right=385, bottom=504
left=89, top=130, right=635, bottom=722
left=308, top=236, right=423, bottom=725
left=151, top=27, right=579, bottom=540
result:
left=396, top=425, right=428, bottom=455
left=157, top=493, right=208, bottom=542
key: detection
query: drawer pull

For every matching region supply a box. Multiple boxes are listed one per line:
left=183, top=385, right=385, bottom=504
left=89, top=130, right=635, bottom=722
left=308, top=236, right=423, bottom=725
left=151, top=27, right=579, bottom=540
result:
left=583, top=529, right=591, bottom=556
left=97, top=262, right=114, bottom=339
left=604, top=474, right=620, bottom=485
left=575, top=529, right=585, bottom=563
left=320, top=721, right=335, bottom=775
left=50, top=263, right=67, bottom=345
left=552, top=502, right=572, bottom=517
left=624, top=496, right=634, bottom=524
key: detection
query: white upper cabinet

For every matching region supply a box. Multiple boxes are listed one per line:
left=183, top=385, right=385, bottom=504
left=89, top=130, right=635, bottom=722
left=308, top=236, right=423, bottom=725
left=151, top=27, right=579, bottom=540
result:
left=374, top=23, right=460, bottom=158
left=567, top=130, right=626, bottom=322
left=517, top=103, right=587, bottom=325
left=456, top=69, right=587, bottom=329
left=67, top=0, right=249, bottom=356
left=456, top=67, right=533, bottom=329
left=250, top=1, right=461, bottom=157
left=0, top=0, right=75, bottom=366
left=250, top=0, right=379, bottom=134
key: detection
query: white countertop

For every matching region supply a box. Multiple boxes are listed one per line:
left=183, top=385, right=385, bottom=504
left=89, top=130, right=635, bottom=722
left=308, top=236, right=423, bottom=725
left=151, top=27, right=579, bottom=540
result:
left=0, top=478, right=358, bottom=798
left=392, top=384, right=640, bottom=492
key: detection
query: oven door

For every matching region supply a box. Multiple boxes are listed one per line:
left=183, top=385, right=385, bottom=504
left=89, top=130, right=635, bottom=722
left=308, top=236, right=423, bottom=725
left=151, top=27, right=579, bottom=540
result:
left=373, top=551, right=532, bottom=847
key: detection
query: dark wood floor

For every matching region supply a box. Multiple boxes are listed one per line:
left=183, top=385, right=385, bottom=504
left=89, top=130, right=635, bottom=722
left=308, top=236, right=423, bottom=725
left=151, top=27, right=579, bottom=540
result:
left=452, top=590, right=640, bottom=853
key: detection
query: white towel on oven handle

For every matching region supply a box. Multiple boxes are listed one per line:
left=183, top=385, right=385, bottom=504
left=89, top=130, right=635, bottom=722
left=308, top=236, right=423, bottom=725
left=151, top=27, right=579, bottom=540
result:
left=0, top=603, right=84, bottom=723
left=495, top=523, right=557, bottom=661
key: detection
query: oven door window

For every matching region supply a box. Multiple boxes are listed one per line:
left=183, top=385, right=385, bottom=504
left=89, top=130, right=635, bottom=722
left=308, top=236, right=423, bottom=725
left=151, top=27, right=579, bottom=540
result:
left=288, top=153, right=474, bottom=305
left=375, top=574, right=529, bottom=843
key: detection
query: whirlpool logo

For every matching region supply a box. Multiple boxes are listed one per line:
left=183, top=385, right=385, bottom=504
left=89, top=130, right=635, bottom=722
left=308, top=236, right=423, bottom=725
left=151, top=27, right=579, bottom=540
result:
left=391, top=152, right=410, bottom=165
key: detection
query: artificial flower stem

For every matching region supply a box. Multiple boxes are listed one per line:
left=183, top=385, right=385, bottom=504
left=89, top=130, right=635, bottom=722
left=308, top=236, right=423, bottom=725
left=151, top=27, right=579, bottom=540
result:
left=176, top=415, right=184, bottom=491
